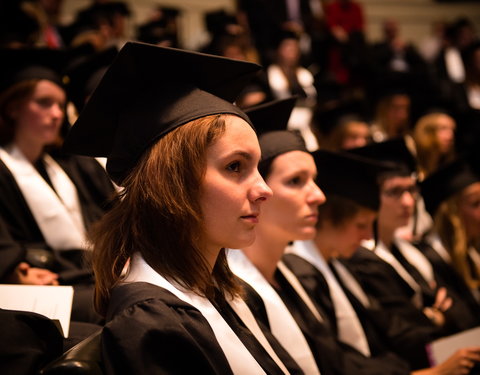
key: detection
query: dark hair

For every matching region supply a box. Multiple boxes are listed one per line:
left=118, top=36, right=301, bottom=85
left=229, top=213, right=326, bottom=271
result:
left=0, top=80, right=37, bottom=145
left=92, top=114, right=243, bottom=315
left=317, top=195, right=366, bottom=229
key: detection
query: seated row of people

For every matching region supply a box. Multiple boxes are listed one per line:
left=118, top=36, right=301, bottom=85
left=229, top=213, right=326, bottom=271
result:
left=1, top=42, right=479, bottom=374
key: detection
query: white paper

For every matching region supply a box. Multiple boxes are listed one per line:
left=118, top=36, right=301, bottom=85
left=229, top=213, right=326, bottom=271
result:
left=0, top=284, right=73, bottom=337
left=429, top=326, right=480, bottom=365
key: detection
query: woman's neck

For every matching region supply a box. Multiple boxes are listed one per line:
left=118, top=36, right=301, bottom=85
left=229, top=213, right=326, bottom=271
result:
left=242, top=233, right=288, bottom=285
left=14, top=137, right=44, bottom=163
left=313, top=230, right=336, bottom=261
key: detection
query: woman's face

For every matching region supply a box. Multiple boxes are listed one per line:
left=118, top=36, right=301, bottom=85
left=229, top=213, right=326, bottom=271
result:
left=277, top=38, right=300, bottom=66
left=260, top=151, right=326, bottom=243
left=341, top=121, right=371, bottom=150
left=12, top=80, right=65, bottom=147
left=200, top=116, right=272, bottom=254
left=435, top=114, right=455, bottom=154
left=335, top=209, right=377, bottom=259
left=458, top=182, right=480, bottom=241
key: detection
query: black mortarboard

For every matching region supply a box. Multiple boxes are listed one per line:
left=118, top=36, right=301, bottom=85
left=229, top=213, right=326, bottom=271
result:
left=63, top=46, right=118, bottom=112
left=62, top=42, right=261, bottom=185
left=347, top=137, right=417, bottom=176
left=245, top=97, right=297, bottom=136
left=244, top=97, right=307, bottom=176
left=420, top=154, right=480, bottom=216
left=0, top=48, right=67, bottom=92
left=314, top=150, right=396, bottom=211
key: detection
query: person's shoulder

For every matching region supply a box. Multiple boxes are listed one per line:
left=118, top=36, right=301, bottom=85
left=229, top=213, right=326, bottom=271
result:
left=107, top=282, right=199, bottom=317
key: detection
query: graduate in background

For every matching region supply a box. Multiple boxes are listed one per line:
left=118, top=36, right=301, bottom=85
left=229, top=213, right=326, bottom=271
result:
left=228, top=97, right=411, bottom=375
left=63, top=42, right=303, bottom=375
left=0, top=48, right=115, bottom=325
left=345, top=138, right=480, bottom=345
left=284, top=150, right=480, bottom=374
left=420, top=152, right=480, bottom=307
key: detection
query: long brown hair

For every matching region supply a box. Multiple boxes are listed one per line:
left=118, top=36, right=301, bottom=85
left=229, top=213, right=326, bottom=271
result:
left=0, top=80, right=36, bottom=145
left=92, top=114, right=243, bottom=315
left=434, top=196, right=480, bottom=290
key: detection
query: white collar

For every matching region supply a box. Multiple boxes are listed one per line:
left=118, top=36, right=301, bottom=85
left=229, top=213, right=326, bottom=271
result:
left=288, top=241, right=371, bottom=357
left=228, top=249, right=321, bottom=375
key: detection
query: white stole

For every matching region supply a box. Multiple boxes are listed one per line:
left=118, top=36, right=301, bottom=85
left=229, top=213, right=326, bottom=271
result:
left=394, top=237, right=435, bottom=286
left=228, top=250, right=321, bottom=375
left=125, top=253, right=289, bottom=375
left=0, top=145, right=87, bottom=250
left=425, top=233, right=452, bottom=264
left=287, top=241, right=371, bottom=357
left=374, top=241, right=423, bottom=308
left=330, top=259, right=370, bottom=309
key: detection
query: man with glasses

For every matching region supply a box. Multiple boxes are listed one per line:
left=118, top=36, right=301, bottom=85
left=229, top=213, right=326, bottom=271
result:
left=342, top=137, right=463, bottom=369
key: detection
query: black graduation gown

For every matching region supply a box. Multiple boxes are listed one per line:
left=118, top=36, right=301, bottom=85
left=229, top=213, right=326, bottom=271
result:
left=345, top=247, right=439, bottom=330
left=0, top=308, right=64, bottom=375
left=282, top=253, right=411, bottom=374
left=0, top=153, right=115, bottom=284
left=344, top=246, right=452, bottom=368
left=104, top=282, right=301, bottom=375
left=414, top=238, right=480, bottom=332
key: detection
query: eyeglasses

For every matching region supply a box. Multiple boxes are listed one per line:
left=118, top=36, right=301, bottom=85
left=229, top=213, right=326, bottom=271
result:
left=382, top=185, right=419, bottom=199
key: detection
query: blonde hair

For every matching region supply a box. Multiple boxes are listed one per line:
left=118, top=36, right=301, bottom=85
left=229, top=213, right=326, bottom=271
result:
left=434, top=195, right=480, bottom=290
left=413, top=113, right=456, bottom=178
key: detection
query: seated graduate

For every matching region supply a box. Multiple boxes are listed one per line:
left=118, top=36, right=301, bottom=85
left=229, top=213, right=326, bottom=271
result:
left=345, top=137, right=479, bottom=338
left=228, top=98, right=408, bottom=375
left=283, top=150, right=480, bottom=374
left=63, top=41, right=303, bottom=375
left=0, top=48, right=115, bottom=324
left=419, top=152, right=480, bottom=308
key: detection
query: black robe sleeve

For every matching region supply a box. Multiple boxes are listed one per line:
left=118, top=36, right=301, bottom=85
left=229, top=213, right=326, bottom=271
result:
left=103, top=282, right=233, bottom=375
left=282, top=254, right=411, bottom=375
left=0, top=308, right=63, bottom=375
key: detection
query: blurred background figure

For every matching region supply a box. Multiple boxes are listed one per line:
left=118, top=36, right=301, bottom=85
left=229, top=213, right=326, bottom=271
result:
left=314, top=101, right=371, bottom=151
left=412, top=110, right=457, bottom=179
left=267, top=30, right=318, bottom=150
left=370, top=88, right=411, bottom=142
left=420, top=153, right=480, bottom=304
left=136, top=6, right=181, bottom=48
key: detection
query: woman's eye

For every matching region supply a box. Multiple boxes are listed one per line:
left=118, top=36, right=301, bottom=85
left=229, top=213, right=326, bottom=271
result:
left=35, top=98, right=54, bottom=108
left=287, top=176, right=302, bottom=186
left=226, top=161, right=241, bottom=173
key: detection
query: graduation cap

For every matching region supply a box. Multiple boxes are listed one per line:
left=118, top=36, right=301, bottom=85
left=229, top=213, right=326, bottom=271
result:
left=62, top=42, right=261, bottom=185
left=420, top=154, right=480, bottom=216
left=63, top=46, right=118, bottom=112
left=347, top=137, right=417, bottom=176
left=0, top=48, right=67, bottom=92
left=244, top=97, right=307, bottom=175
left=314, top=150, right=396, bottom=211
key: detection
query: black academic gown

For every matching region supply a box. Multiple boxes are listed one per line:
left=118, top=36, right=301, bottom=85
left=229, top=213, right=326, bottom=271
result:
left=103, top=282, right=302, bottom=375
left=0, top=308, right=64, bottom=375
left=414, top=238, right=480, bottom=332
left=0, top=153, right=115, bottom=284
left=0, top=153, right=114, bottom=325
left=282, top=253, right=411, bottom=374
left=344, top=246, right=447, bottom=367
